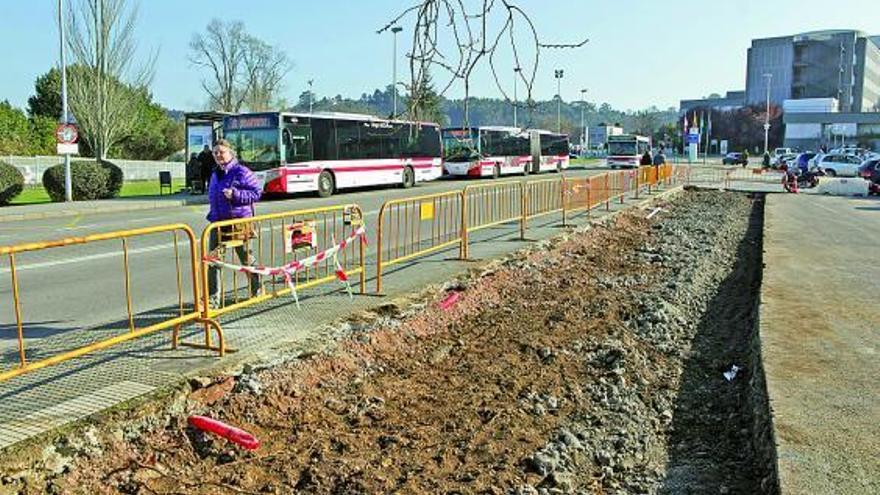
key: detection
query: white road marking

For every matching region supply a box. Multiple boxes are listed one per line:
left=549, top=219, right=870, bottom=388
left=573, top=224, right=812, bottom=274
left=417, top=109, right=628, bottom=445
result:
left=1, top=209, right=382, bottom=274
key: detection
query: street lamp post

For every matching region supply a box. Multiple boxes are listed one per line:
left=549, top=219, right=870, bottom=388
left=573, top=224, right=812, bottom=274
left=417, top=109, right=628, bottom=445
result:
left=580, top=88, right=588, bottom=154
left=308, top=79, right=314, bottom=114
left=58, top=0, right=72, bottom=202
left=391, top=26, right=403, bottom=117
left=513, top=66, right=521, bottom=128
left=763, top=73, right=772, bottom=155
left=554, top=69, right=564, bottom=134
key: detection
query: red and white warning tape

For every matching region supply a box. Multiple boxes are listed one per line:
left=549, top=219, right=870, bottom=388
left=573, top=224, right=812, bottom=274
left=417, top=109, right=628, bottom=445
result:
left=204, top=225, right=367, bottom=308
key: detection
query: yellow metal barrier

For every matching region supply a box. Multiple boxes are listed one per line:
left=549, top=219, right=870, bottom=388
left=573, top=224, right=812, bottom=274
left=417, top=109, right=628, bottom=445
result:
left=523, top=177, right=564, bottom=221
left=561, top=176, right=591, bottom=224
left=201, top=204, right=366, bottom=320
left=606, top=170, right=628, bottom=205
left=0, top=224, right=223, bottom=383
left=590, top=173, right=611, bottom=210
left=376, top=191, right=464, bottom=293
left=463, top=180, right=525, bottom=240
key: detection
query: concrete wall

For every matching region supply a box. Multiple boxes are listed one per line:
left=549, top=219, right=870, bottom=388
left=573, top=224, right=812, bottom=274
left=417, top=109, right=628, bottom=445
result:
left=2, top=156, right=185, bottom=185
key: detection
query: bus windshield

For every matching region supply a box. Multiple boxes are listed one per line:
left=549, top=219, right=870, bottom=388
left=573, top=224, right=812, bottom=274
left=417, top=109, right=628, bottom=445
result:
left=608, top=141, right=637, bottom=156
left=442, top=129, right=480, bottom=161
left=224, top=128, right=280, bottom=167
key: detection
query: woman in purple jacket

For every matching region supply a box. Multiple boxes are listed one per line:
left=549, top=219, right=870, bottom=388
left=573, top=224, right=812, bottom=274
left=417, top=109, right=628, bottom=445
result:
left=207, top=139, right=263, bottom=306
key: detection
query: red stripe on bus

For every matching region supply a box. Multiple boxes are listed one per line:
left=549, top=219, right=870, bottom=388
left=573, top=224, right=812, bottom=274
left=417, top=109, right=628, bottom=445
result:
left=285, top=163, right=437, bottom=175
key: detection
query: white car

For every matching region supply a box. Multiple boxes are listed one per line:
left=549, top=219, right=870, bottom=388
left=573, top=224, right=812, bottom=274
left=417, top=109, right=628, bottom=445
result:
left=773, top=147, right=795, bottom=161
left=815, top=153, right=863, bottom=177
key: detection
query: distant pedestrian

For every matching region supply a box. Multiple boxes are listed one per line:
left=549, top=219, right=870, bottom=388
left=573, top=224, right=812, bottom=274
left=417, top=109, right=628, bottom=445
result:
left=797, top=152, right=809, bottom=173
left=640, top=149, right=653, bottom=166
left=652, top=148, right=666, bottom=165
left=742, top=149, right=750, bottom=168
left=197, top=144, right=215, bottom=194
left=762, top=151, right=771, bottom=168
left=187, top=152, right=200, bottom=192
left=206, top=139, right=263, bottom=307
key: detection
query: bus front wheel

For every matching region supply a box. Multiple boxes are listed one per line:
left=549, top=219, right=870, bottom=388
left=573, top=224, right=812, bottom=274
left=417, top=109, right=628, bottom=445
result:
left=317, top=170, right=335, bottom=198
left=401, top=166, right=415, bottom=188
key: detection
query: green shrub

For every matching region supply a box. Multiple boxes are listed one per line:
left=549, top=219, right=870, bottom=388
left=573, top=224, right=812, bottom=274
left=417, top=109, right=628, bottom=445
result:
left=0, top=161, right=24, bottom=205
left=99, top=160, right=124, bottom=198
left=42, top=161, right=110, bottom=202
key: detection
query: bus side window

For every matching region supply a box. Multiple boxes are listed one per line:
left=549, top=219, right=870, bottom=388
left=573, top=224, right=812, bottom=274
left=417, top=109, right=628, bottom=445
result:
left=284, top=124, right=313, bottom=163
left=336, top=120, right=361, bottom=160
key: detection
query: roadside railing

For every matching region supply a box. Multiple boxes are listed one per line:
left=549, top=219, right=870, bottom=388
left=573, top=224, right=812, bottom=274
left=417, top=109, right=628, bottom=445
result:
left=1, top=167, right=686, bottom=383
left=523, top=177, right=564, bottom=222
left=376, top=191, right=464, bottom=292
left=0, top=224, right=223, bottom=383
left=725, top=167, right=785, bottom=185
left=561, top=176, right=592, bottom=224
left=201, top=204, right=366, bottom=319
left=463, top=181, right=525, bottom=243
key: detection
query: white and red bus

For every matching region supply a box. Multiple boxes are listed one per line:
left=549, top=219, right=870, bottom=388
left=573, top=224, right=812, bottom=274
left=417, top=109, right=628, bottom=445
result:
left=529, top=130, right=571, bottom=173
left=441, top=126, right=532, bottom=178
left=606, top=134, right=651, bottom=169
left=219, top=112, right=442, bottom=197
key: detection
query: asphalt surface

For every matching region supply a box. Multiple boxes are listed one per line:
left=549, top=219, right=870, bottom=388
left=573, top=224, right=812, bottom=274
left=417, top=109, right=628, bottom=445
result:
left=761, top=193, right=880, bottom=494
left=0, top=166, right=609, bottom=363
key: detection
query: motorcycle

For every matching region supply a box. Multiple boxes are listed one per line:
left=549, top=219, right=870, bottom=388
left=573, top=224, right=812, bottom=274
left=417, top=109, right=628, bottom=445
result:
left=796, top=166, right=825, bottom=189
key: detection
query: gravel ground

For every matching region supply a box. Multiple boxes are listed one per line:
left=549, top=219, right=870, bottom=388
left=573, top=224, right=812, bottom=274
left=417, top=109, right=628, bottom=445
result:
left=0, top=190, right=777, bottom=494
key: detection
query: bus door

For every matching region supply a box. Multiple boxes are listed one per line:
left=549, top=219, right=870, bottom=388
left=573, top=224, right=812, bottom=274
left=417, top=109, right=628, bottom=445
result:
left=283, top=123, right=313, bottom=164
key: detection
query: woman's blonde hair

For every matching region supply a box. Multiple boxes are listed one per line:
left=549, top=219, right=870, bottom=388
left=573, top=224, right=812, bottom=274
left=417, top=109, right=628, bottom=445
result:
left=213, top=138, right=235, bottom=154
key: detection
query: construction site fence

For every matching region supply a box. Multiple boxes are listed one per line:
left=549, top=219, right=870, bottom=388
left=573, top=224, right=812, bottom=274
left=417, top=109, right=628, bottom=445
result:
left=679, top=166, right=787, bottom=188
left=200, top=204, right=367, bottom=322
left=0, top=203, right=368, bottom=383
left=376, top=165, right=688, bottom=291
left=0, top=224, right=222, bottom=383
left=0, top=165, right=691, bottom=382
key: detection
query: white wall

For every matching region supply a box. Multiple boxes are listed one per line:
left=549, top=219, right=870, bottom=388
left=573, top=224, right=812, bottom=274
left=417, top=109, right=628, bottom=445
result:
left=3, top=156, right=185, bottom=185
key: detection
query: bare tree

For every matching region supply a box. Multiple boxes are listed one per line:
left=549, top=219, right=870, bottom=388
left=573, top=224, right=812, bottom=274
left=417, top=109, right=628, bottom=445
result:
left=66, top=0, right=155, bottom=159
left=190, top=19, right=291, bottom=112
left=242, top=38, right=291, bottom=112
left=632, top=109, right=662, bottom=137
left=379, top=1, right=588, bottom=128
left=189, top=20, right=248, bottom=112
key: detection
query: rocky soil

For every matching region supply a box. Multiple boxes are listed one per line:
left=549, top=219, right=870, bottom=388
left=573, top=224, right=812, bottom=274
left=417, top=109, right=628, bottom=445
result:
left=0, top=190, right=777, bottom=494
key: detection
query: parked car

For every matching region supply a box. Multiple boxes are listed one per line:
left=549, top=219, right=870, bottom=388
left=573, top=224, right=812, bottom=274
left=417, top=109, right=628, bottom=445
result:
left=808, top=152, right=825, bottom=168
left=722, top=152, right=746, bottom=165
left=858, top=158, right=880, bottom=180
left=773, top=147, right=794, bottom=160
left=815, top=153, right=862, bottom=177
left=773, top=153, right=798, bottom=169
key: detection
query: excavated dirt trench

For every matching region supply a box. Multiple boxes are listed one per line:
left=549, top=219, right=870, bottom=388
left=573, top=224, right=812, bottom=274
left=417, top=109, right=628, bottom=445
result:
left=1, top=190, right=778, bottom=495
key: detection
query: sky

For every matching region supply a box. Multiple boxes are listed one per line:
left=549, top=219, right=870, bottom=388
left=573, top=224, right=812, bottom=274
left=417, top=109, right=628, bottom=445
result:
left=1, top=0, right=878, bottom=114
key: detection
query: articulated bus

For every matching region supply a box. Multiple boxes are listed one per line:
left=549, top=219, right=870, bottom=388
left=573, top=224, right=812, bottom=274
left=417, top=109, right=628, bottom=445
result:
left=441, top=126, right=532, bottom=178
left=606, top=134, right=651, bottom=169
left=530, top=130, right=571, bottom=173
left=201, top=111, right=443, bottom=197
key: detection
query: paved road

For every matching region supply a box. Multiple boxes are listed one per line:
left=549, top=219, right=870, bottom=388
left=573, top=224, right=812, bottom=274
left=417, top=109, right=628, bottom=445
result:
left=762, top=193, right=880, bottom=494
left=0, top=166, right=609, bottom=364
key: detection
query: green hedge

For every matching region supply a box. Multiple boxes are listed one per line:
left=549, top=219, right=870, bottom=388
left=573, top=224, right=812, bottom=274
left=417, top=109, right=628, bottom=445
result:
left=42, top=160, right=124, bottom=202
left=99, top=160, right=124, bottom=198
left=0, top=161, right=24, bottom=205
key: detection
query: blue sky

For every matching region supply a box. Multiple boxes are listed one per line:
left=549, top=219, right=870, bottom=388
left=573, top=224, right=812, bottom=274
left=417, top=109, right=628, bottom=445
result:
left=2, top=0, right=878, bottom=113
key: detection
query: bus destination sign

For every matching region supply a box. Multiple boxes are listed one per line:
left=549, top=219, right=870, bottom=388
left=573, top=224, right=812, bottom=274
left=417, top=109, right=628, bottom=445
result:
left=224, top=114, right=279, bottom=130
